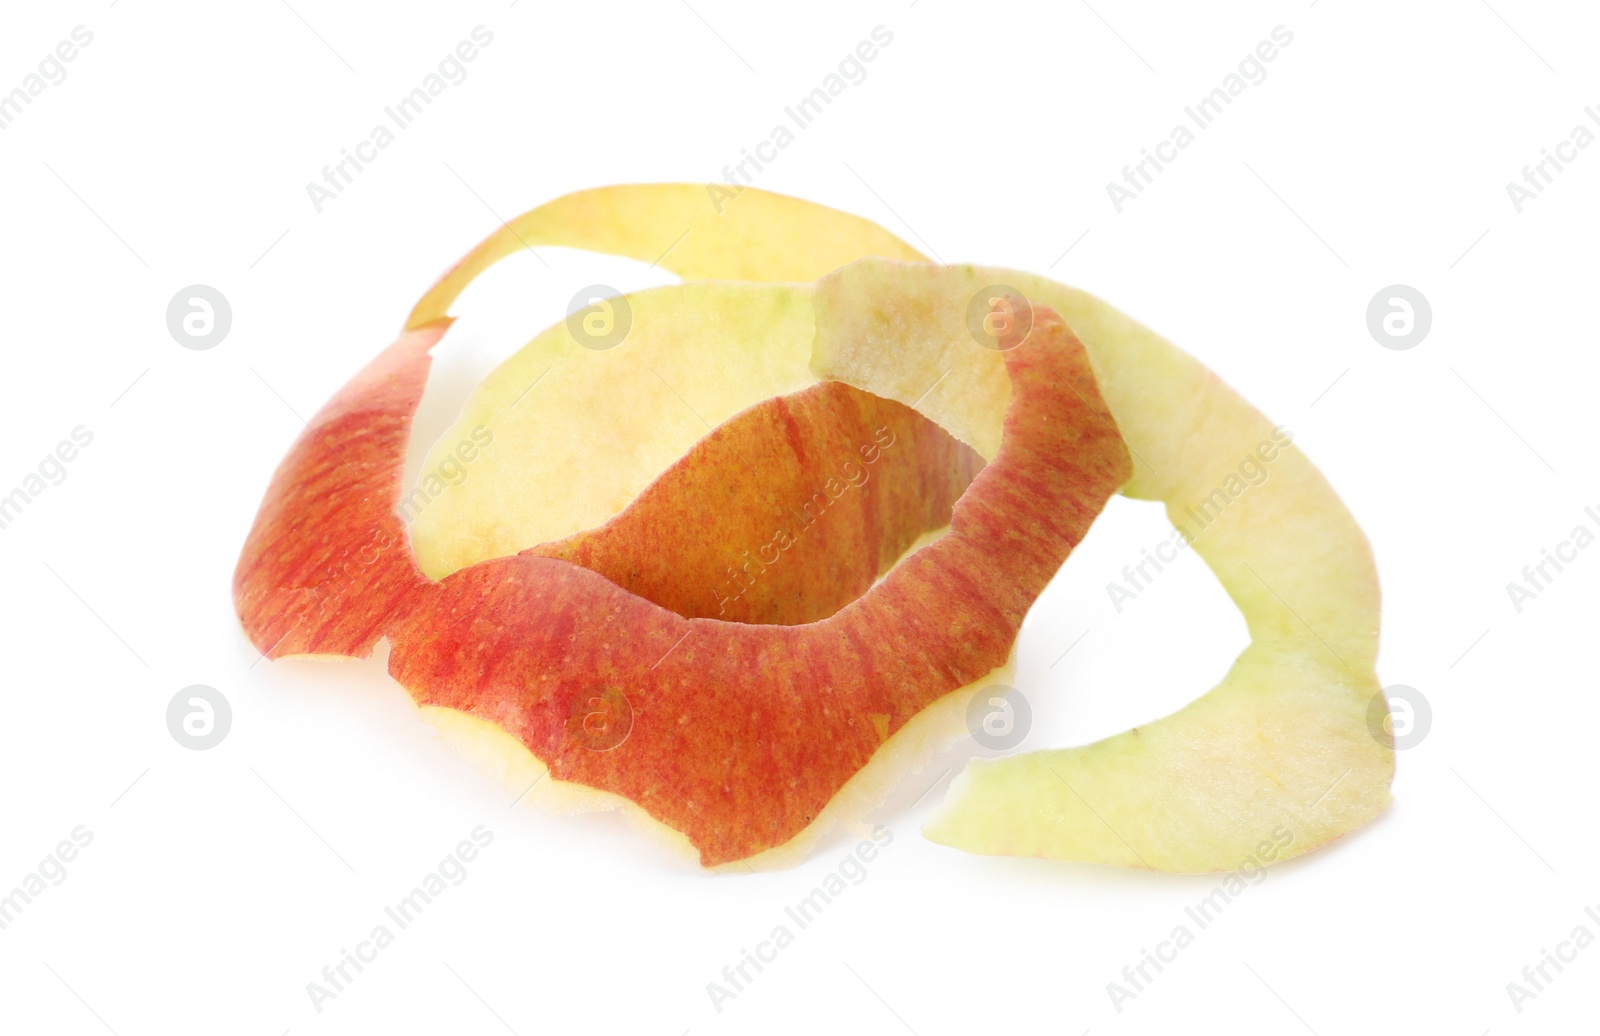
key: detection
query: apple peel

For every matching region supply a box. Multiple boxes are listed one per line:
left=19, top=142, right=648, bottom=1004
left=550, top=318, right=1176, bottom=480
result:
left=238, top=181, right=1393, bottom=873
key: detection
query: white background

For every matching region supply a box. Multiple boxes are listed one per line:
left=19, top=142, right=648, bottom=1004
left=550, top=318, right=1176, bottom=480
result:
left=1, top=1, right=1595, bottom=1033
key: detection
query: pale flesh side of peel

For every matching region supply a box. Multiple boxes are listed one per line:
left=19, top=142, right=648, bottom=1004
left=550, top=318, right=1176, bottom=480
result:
left=408, top=282, right=820, bottom=579
left=398, top=182, right=1392, bottom=870
left=406, top=183, right=924, bottom=331
left=809, top=259, right=1392, bottom=870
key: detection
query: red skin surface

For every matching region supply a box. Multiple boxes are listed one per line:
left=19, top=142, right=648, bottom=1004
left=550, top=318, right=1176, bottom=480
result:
left=527, top=380, right=986, bottom=625
left=233, top=320, right=447, bottom=659
left=234, top=308, right=1130, bottom=865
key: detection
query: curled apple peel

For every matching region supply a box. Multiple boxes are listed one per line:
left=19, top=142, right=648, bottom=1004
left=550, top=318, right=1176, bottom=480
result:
left=236, top=183, right=1393, bottom=872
